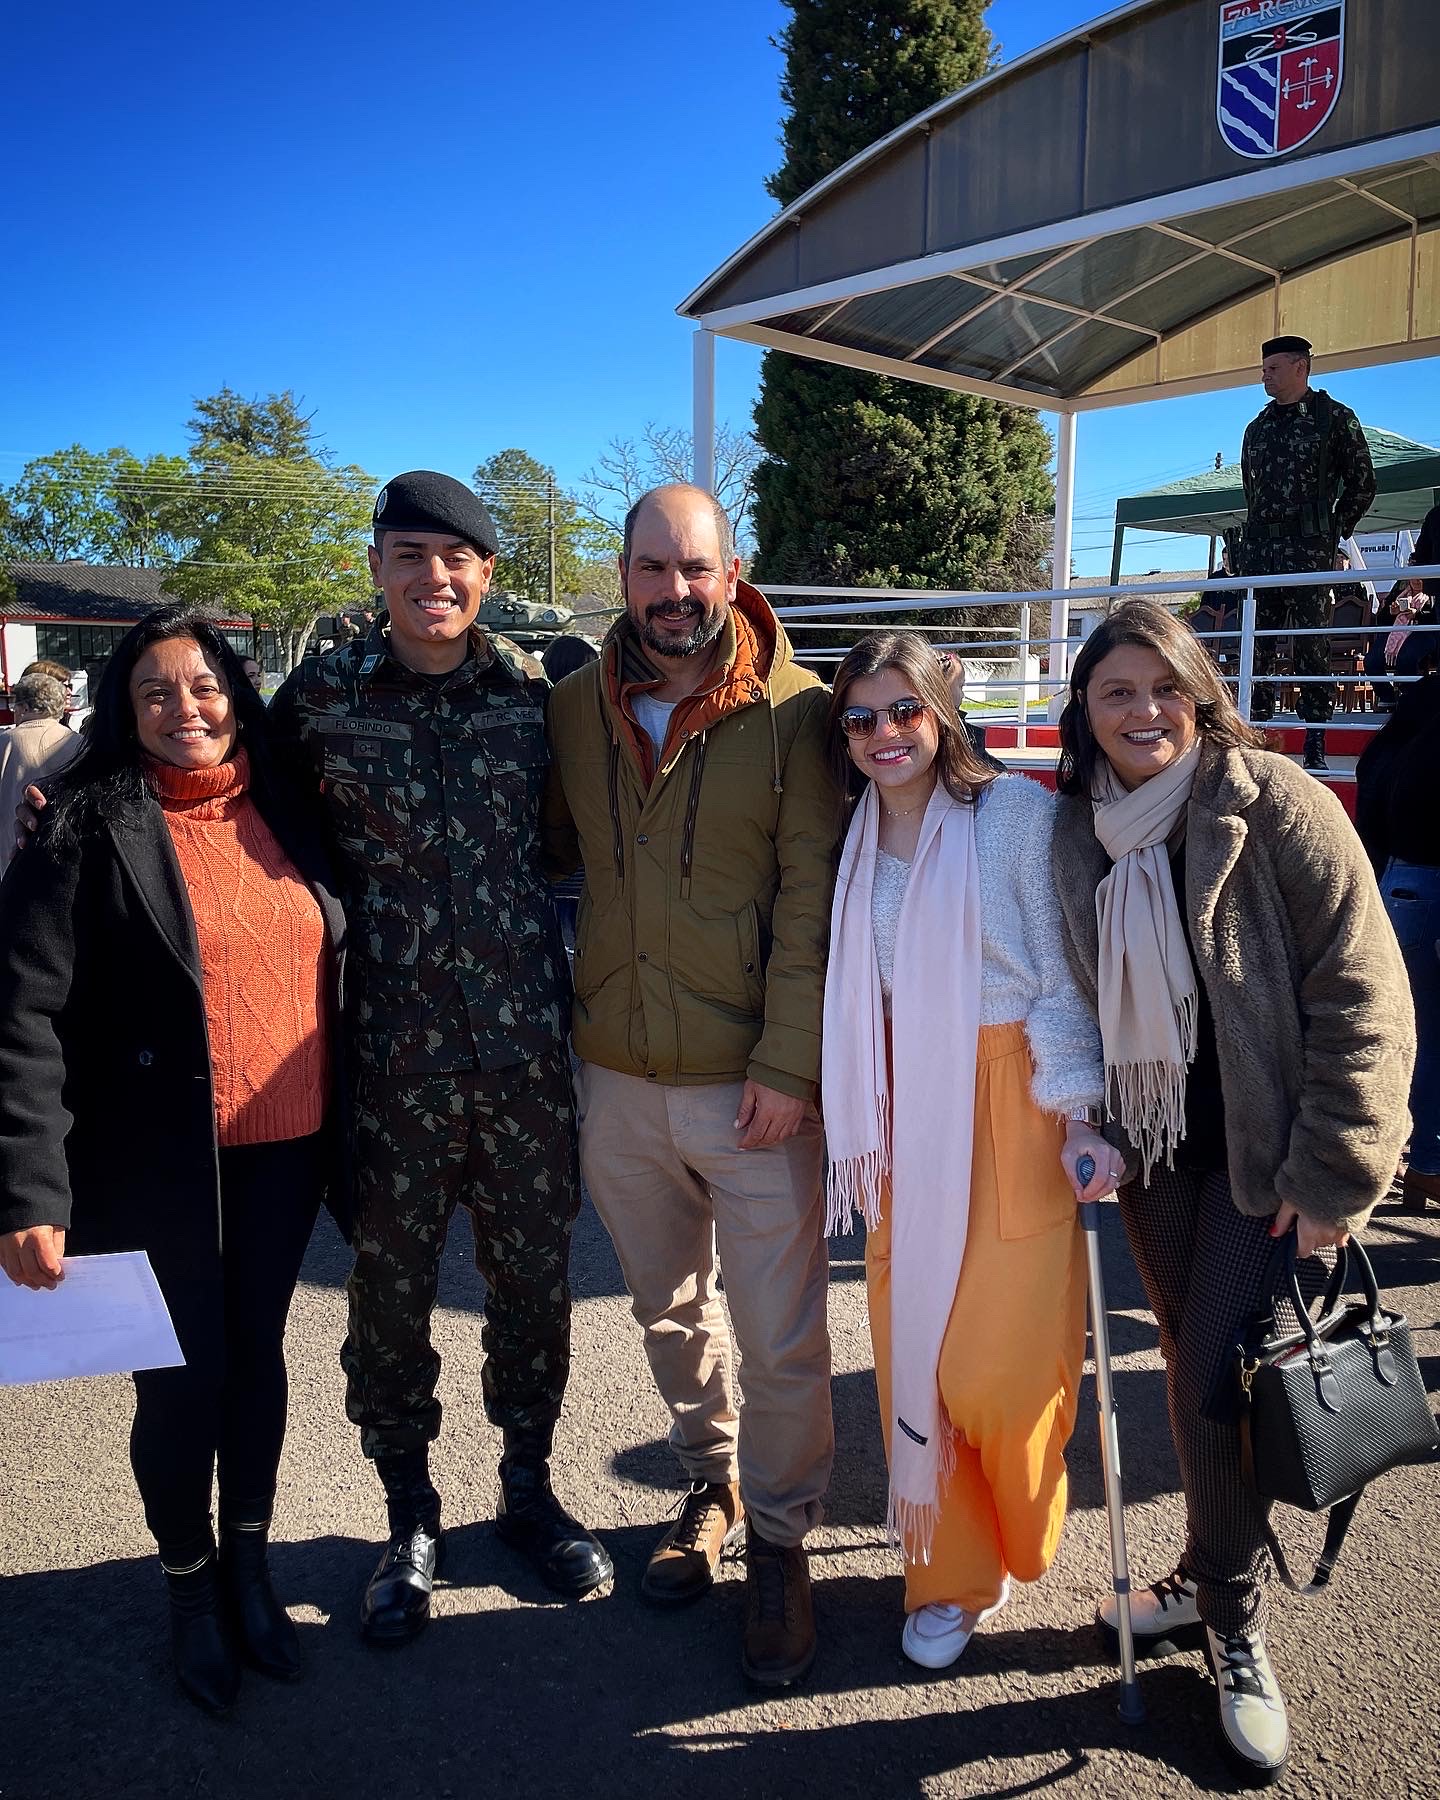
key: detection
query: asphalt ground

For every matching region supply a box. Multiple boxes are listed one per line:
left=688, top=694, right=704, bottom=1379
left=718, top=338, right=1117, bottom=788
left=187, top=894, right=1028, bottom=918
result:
left=3, top=1189, right=1438, bottom=1800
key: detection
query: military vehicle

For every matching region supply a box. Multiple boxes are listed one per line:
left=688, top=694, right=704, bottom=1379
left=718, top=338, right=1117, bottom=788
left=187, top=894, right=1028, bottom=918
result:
left=476, top=591, right=576, bottom=654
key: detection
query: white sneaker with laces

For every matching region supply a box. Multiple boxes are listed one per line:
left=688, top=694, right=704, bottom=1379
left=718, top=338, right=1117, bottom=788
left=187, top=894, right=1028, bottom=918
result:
left=1098, top=1567, right=1201, bottom=1644
left=901, top=1577, right=1011, bottom=1670
left=1205, top=1626, right=1291, bottom=1781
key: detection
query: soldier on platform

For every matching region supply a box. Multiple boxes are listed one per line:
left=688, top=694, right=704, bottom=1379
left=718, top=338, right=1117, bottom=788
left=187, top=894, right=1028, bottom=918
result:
left=270, top=471, right=610, bottom=1646
left=1235, top=334, right=1376, bottom=769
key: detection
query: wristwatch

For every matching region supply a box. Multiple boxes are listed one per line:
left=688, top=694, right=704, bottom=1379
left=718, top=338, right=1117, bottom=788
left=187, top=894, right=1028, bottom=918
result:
left=1066, top=1105, right=1100, bottom=1126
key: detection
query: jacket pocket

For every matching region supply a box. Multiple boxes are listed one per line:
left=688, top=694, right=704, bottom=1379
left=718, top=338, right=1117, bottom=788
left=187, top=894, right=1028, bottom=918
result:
left=737, top=902, right=766, bottom=1013
left=670, top=905, right=764, bottom=1021
left=349, top=899, right=421, bottom=1036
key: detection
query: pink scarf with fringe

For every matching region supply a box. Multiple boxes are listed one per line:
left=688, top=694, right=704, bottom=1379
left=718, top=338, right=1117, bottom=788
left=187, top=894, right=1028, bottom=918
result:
left=1090, top=740, right=1200, bottom=1179
left=822, top=782, right=981, bottom=1563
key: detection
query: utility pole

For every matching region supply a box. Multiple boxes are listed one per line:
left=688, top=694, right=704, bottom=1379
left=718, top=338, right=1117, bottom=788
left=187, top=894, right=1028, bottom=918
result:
left=547, top=474, right=557, bottom=610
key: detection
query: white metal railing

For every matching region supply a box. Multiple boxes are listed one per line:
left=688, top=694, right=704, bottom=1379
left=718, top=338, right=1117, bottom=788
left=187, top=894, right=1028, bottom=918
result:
left=767, top=566, right=1440, bottom=758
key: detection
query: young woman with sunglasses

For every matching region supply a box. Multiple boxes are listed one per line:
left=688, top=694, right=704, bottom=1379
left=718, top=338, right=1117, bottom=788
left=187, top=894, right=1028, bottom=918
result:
left=821, top=630, right=1110, bottom=1671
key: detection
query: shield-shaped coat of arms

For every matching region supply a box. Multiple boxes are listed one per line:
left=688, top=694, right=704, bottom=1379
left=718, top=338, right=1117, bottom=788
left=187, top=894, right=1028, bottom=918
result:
left=1218, top=0, right=1345, bottom=159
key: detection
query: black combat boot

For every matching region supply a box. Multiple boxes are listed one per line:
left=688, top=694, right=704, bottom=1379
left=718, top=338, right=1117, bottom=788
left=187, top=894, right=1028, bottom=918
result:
left=360, top=1450, right=443, bottom=1647
left=495, top=1425, right=613, bottom=1598
left=218, top=1513, right=302, bottom=1681
left=1302, top=727, right=1329, bottom=770
left=161, top=1532, right=242, bottom=1715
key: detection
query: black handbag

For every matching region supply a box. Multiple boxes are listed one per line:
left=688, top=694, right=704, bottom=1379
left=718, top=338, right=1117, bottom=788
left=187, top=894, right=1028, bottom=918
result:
left=1234, top=1234, right=1440, bottom=1596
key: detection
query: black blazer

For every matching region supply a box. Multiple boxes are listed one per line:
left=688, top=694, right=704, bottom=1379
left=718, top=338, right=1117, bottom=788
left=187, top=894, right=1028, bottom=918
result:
left=0, top=770, right=348, bottom=1293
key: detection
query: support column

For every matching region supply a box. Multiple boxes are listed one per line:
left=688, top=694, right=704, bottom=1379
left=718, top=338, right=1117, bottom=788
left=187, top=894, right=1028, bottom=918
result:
left=692, top=329, right=716, bottom=493
left=1048, top=410, right=1077, bottom=704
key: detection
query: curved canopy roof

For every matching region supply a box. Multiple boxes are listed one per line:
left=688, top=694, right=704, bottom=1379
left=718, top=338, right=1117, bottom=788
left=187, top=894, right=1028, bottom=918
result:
left=681, top=0, right=1440, bottom=413
left=1115, top=425, right=1440, bottom=537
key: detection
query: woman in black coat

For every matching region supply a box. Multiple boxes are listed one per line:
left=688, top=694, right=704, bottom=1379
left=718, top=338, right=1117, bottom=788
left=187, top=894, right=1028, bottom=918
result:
left=0, top=607, right=345, bottom=1715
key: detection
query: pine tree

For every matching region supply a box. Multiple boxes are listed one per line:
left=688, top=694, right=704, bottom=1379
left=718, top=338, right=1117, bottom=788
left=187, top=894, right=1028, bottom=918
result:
left=752, top=0, right=1054, bottom=594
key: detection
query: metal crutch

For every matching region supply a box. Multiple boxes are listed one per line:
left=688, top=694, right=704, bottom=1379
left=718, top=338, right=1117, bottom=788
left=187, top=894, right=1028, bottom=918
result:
left=1076, top=1153, right=1145, bottom=1726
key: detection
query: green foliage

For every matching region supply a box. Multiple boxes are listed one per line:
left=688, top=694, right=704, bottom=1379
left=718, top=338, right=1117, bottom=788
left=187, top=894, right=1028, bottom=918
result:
left=472, top=449, right=616, bottom=604
left=188, top=386, right=316, bottom=461
left=753, top=0, right=1054, bottom=604
left=768, top=0, right=994, bottom=208
left=1, top=445, right=196, bottom=566
left=168, top=393, right=374, bottom=669
left=1, top=391, right=376, bottom=670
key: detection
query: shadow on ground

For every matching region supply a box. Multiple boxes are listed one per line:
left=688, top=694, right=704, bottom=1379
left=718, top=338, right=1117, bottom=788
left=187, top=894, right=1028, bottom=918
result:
left=0, top=1533, right=1250, bottom=1800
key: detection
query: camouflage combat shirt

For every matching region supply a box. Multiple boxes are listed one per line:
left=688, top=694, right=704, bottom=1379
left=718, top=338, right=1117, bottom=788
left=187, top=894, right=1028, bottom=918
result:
left=270, top=618, right=567, bottom=1078
left=1239, top=387, right=1376, bottom=563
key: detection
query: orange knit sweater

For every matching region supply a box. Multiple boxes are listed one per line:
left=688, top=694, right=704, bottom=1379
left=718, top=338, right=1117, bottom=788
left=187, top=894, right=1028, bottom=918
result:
left=149, top=750, right=330, bottom=1147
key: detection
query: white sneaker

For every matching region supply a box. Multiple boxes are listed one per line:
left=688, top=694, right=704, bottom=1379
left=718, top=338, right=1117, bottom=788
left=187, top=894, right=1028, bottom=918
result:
left=1205, top=1627, right=1291, bottom=1781
left=901, top=1577, right=1011, bottom=1670
left=1098, top=1567, right=1201, bottom=1645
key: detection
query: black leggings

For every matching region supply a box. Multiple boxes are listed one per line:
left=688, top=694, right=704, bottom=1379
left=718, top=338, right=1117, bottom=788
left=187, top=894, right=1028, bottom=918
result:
left=130, top=1133, right=324, bottom=1559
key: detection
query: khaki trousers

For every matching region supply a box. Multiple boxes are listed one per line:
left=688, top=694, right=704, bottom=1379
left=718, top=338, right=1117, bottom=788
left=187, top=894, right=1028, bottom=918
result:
left=574, top=1061, right=833, bottom=1546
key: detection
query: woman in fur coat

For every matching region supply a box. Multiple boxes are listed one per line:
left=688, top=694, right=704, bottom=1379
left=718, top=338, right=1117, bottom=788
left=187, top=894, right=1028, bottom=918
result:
left=1051, top=599, right=1414, bottom=1781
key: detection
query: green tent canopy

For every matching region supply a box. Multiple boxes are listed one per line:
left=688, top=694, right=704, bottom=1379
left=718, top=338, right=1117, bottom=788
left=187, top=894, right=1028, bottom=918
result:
left=1109, top=426, right=1440, bottom=583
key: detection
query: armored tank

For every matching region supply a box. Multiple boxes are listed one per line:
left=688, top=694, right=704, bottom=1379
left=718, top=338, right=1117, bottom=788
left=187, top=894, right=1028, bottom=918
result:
left=475, top=591, right=576, bottom=654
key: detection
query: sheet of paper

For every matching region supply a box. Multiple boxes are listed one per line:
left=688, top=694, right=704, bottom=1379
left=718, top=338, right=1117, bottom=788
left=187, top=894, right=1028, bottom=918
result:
left=0, top=1252, right=185, bottom=1386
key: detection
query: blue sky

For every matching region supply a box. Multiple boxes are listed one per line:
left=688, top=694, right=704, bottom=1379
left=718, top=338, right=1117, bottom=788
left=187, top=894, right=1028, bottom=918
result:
left=2, top=0, right=1434, bottom=576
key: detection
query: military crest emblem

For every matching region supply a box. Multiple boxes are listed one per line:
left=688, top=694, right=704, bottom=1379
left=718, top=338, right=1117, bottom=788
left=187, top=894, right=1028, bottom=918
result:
left=1218, top=0, right=1344, bottom=160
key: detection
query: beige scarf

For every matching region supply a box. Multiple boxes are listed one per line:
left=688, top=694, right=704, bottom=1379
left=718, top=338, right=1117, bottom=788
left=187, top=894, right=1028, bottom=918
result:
left=822, top=782, right=982, bottom=1562
left=1090, top=739, right=1201, bottom=1178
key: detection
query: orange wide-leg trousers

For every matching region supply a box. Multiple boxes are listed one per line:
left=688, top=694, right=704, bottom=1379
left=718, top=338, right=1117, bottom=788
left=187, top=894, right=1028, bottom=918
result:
left=866, top=1021, right=1089, bottom=1614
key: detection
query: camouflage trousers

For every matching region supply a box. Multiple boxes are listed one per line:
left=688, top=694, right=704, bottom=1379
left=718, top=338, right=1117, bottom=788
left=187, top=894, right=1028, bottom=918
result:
left=341, top=1050, right=581, bottom=1459
left=1239, top=539, right=1335, bottom=722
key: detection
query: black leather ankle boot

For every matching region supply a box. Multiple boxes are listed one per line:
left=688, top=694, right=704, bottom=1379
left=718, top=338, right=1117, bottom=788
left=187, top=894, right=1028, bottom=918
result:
left=495, top=1426, right=613, bottom=1598
left=218, top=1519, right=302, bottom=1681
left=360, top=1451, right=443, bottom=1647
left=162, top=1545, right=241, bottom=1715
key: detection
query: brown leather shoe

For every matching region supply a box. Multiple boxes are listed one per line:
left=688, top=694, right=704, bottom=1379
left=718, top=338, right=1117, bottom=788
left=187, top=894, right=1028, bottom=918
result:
left=741, top=1524, right=816, bottom=1687
left=1401, top=1168, right=1440, bottom=1214
left=641, top=1480, right=743, bottom=1604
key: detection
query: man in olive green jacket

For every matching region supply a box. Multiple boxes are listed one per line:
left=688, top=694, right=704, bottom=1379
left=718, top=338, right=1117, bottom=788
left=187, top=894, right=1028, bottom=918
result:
left=543, top=484, right=839, bottom=1688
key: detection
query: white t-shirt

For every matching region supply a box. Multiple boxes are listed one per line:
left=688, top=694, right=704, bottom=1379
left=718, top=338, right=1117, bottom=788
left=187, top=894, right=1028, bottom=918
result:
left=632, top=693, right=677, bottom=758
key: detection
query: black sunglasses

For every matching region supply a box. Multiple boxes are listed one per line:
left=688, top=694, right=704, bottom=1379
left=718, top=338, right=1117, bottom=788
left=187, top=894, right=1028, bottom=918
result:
left=838, top=697, right=930, bottom=738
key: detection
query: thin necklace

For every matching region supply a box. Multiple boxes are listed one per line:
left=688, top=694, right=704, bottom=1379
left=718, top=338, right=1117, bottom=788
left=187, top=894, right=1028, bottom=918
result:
left=881, top=785, right=933, bottom=819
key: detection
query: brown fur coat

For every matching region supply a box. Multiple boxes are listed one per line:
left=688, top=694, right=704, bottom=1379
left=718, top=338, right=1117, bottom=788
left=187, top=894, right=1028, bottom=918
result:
left=1052, top=740, right=1414, bottom=1233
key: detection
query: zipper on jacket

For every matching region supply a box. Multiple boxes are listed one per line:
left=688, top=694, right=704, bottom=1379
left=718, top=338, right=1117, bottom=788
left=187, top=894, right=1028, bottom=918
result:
left=607, top=736, right=624, bottom=880
left=679, top=731, right=708, bottom=900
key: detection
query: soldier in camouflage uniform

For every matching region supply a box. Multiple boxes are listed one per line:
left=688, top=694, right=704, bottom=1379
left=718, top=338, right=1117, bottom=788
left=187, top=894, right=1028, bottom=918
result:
left=1236, top=334, right=1376, bottom=767
left=270, top=471, right=610, bottom=1646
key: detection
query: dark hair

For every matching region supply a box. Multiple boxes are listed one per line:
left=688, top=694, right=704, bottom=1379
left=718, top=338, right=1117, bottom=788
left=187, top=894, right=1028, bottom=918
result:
left=826, top=629, right=998, bottom=806
left=43, top=605, right=273, bottom=852
left=1056, top=599, right=1265, bottom=796
left=541, top=634, right=600, bottom=684
left=622, top=484, right=736, bottom=565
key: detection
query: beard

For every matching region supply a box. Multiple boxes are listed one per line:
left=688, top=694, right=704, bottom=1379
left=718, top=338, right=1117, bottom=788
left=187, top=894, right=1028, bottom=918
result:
left=638, top=599, right=726, bottom=660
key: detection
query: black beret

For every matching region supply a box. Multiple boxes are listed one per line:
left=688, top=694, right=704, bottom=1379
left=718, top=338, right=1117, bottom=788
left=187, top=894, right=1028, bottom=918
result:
left=1262, top=334, right=1312, bottom=358
left=373, top=470, right=499, bottom=557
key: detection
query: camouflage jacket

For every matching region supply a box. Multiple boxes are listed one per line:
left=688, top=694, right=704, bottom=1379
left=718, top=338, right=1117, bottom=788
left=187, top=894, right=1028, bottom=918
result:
left=1239, top=388, right=1376, bottom=557
left=270, top=618, right=567, bottom=1077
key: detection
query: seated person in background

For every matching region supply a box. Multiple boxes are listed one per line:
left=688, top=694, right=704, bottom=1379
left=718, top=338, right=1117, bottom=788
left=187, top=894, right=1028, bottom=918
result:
left=1364, top=581, right=1436, bottom=709
left=0, top=672, right=84, bottom=877
left=1189, top=548, right=1243, bottom=673
left=935, top=649, right=1004, bottom=771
